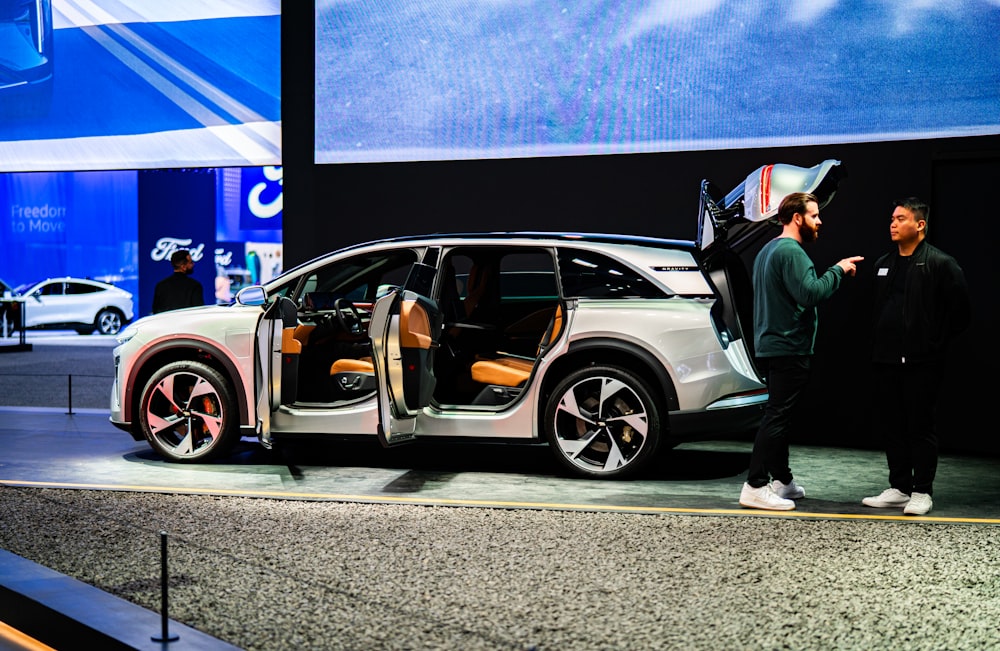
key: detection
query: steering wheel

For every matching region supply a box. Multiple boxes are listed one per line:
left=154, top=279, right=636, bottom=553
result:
left=334, top=298, right=364, bottom=335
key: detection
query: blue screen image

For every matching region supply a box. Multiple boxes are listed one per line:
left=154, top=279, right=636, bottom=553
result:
left=0, top=0, right=281, bottom=173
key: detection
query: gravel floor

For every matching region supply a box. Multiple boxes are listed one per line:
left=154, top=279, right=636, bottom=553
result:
left=1, top=486, right=998, bottom=651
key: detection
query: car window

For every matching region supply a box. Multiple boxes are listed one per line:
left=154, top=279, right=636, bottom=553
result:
left=557, top=248, right=667, bottom=299
left=439, top=247, right=557, bottom=328
left=498, top=252, right=558, bottom=299
left=38, top=283, right=63, bottom=296
left=297, top=248, right=418, bottom=307
left=65, top=283, right=101, bottom=295
left=443, top=248, right=556, bottom=300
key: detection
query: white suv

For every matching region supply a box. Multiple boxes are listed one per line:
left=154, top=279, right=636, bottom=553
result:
left=6, top=277, right=134, bottom=336
left=111, top=160, right=844, bottom=479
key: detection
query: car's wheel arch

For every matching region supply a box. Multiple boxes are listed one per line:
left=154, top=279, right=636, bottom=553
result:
left=537, top=337, right=679, bottom=432
left=96, top=305, right=125, bottom=319
left=124, top=340, right=251, bottom=435
left=94, top=306, right=126, bottom=333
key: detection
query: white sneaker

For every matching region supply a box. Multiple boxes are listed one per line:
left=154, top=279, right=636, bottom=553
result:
left=771, top=479, right=805, bottom=500
left=739, top=482, right=795, bottom=511
left=903, top=492, right=933, bottom=515
left=862, top=487, right=911, bottom=508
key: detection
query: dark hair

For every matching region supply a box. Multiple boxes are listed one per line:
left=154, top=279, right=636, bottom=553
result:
left=170, top=249, right=191, bottom=267
left=777, top=192, right=818, bottom=225
left=893, top=197, right=929, bottom=235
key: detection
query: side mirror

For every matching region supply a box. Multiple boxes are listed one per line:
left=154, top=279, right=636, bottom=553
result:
left=236, top=285, right=267, bottom=306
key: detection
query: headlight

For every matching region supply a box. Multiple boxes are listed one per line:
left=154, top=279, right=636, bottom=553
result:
left=115, top=324, right=138, bottom=345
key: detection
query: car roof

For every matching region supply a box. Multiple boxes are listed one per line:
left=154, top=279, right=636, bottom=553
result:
left=289, top=231, right=697, bottom=269
left=268, top=232, right=700, bottom=284
left=24, top=277, right=116, bottom=288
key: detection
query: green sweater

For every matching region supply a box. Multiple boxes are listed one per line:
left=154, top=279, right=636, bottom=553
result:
left=752, top=237, right=845, bottom=357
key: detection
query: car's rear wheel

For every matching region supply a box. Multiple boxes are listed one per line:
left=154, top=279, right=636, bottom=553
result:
left=138, top=360, right=239, bottom=463
left=94, top=308, right=124, bottom=335
left=543, top=365, right=661, bottom=479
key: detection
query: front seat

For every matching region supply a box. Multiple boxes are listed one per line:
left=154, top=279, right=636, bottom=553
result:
left=328, top=293, right=436, bottom=396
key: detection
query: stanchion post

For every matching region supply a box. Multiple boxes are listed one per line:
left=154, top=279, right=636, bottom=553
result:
left=152, top=530, right=179, bottom=643
left=66, top=374, right=74, bottom=415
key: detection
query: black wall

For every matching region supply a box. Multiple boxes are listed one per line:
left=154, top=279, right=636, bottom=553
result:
left=281, top=1, right=999, bottom=453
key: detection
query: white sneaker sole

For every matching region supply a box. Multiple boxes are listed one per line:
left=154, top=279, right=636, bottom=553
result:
left=776, top=490, right=805, bottom=500
left=903, top=502, right=932, bottom=516
left=739, top=498, right=795, bottom=511
left=861, top=498, right=910, bottom=508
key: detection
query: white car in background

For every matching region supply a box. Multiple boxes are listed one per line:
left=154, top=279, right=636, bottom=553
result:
left=6, top=277, right=134, bottom=335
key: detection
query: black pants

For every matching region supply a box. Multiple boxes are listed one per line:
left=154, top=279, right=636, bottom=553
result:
left=746, top=355, right=811, bottom=488
left=873, top=362, right=942, bottom=496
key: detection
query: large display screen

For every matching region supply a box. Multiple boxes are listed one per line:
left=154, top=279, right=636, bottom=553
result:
left=0, top=0, right=280, bottom=173
left=314, top=1, right=1000, bottom=164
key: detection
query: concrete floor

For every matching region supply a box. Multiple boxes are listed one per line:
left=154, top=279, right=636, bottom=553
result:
left=2, top=408, right=999, bottom=523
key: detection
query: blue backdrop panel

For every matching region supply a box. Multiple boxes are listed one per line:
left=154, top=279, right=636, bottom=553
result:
left=138, top=169, right=217, bottom=317
left=0, top=171, right=138, bottom=297
left=239, top=165, right=283, bottom=232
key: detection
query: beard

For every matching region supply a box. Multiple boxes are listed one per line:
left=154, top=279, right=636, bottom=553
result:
left=798, top=221, right=819, bottom=243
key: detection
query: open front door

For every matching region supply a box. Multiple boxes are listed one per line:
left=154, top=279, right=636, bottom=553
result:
left=370, top=263, right=441, bottom=447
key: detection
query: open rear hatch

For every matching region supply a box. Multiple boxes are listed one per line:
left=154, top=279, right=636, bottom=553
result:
left=695, top=159, right=846, bottom=366
left=697, top=159, right=845, bottom=256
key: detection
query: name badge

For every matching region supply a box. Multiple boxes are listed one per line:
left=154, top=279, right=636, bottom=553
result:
left=877, top=267, right=888, bottom=276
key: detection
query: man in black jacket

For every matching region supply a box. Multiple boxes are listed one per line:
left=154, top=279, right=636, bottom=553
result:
left=152, top=249, right=204, bottom=314
left=862, top=197, right=970, bottom=516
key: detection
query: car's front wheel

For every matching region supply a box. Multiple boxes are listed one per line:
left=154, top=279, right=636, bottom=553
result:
left=138, top=360, right=239, bottom=463
left=94, top=308, right=124, bottom=335
left=543, top=365, right=661, bottom=479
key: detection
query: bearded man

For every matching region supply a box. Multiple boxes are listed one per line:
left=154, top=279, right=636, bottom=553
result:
left=738, top=192, right=864, bottom=510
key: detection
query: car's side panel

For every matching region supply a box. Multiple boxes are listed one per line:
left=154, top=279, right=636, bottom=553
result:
left=60, top=292, right=96, bottom=324
left=270, top=399, right=379, bottom=436
left=566, top=299, right=763, bottom=411
left=112, top=308, right=261, bottom=433
left=117, top=336, right=254, bottom=425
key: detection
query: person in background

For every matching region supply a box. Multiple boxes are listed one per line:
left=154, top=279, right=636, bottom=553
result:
left=862, top=197, right=970, bottom=516
left=152, top=249, right=204, bottom=314
left=739, top=192, right=864, bottom=511
left=215, top=272, right=233, bottom=304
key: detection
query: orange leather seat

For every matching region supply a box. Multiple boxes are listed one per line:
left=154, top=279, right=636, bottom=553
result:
left=470, top=305, right=562, bottom=387
left=293, top=324, right=315, bottom=348
left=281, top=327, right=303, bottom=355
left=330, top=357, right=373, bottom=374
left=400, top=298, right=432, bottom=349
left=328, top=298, right=431, bottom=375
left=470, top=357, right=535, bottom=386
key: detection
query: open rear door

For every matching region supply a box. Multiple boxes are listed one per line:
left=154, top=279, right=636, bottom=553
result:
left=370, top=263, right=441, bottom=446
